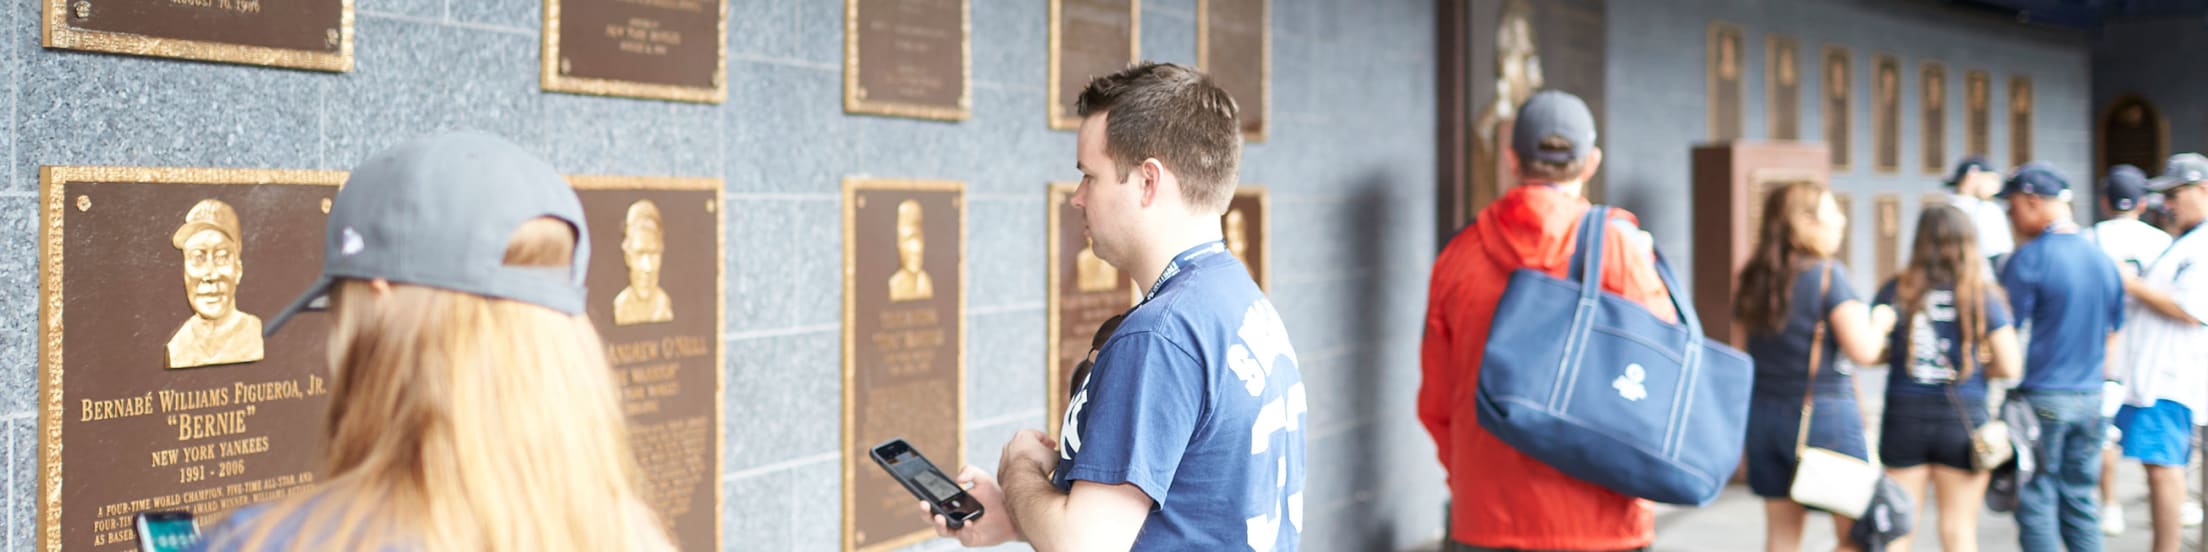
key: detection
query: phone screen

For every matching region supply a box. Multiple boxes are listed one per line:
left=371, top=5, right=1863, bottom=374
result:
left=888, top=449, right=963, bottom=502
left=135, top=514, right=199, bottom=552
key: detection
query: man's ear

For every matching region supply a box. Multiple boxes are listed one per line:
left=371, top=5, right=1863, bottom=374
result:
left=1137, top=159, right=1165, bottom=207
left=1579, top=148, right=1604, bottom=182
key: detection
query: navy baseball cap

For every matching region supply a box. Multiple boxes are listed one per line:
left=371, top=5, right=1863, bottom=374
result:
left=2102, top=164, right=2149, bottom=211
left=1511, top=91, right=1597, bottom=166
left=264, top=131, right=591, bottom=336
left=2148, top=153, right=2208, bottom=193
left=1996, top=162, right=2073, bottom=202
left=1945, top=156, right=1995, bottom=187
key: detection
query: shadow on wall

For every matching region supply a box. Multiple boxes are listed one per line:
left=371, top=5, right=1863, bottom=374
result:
left=1342, top=171, right=1400, bottom=551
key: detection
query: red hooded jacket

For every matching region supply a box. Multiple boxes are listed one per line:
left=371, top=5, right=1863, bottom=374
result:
left=1420, top=185, right=1677, bottom=550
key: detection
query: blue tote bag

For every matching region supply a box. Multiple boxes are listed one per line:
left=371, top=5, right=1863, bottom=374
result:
left=1475, top=206, right=1754, bottom=506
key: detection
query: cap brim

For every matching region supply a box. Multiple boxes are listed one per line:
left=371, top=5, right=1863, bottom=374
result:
left=263, top=276, right=334, bottom=338
left=2148, top=176, right=2199, bottom=193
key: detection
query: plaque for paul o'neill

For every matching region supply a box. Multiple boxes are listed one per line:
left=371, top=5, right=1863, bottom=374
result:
left=43, top=0, right=352, bottom=71
left=1198, top=0, right=1269, bottom=142
left=845, top=0, right=971, bottom=121
left=568, top=175, right=724, bottom=552
left=1046, top=183, right=1135, bottom=439
left=542, top=0, right=728, bottom=103
left=38, top=167, right=345, bottom=551
left=843, top=178, right=965, bottom=552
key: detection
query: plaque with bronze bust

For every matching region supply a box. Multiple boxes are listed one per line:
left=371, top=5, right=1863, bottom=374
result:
left=845, top=0, right=972, bottom=121
left=1198, top=0, right=1269, bottom=141
left=1922, top=61, right=1947, bottom=175
left=38, top=167, right=345, bottom=551
left=1046, top=183, right=1135, bottom=439
left=567, top=175, right=725, bottom=552
left=2099, top=96, right=2168, bottom=175
left=1225, top=186, right=1270, bottom=291
left=1049, top=0, right=1139, bottom=130
left=1873, top=55, right=1901, bottom=174
left=542, top=0, right=729, bottom=103
left=1767, top=34, right=1801, bottom=141
left=843, top=178, right=966, bottom=552
left=1875, top=194, right=1901, bottom=284
left=43, top=0, right=352, bottom=71
left=1823, top=46, right=1851, bottom=171
left=1706, top=21, right=1744, bottom=142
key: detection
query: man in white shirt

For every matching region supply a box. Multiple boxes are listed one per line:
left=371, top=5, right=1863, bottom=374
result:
left=2115, top=153, right=2208, bottom=552
left=1947, top=156, right=2017, bottom=266
left=2091, top=164, right=2176, bottom=536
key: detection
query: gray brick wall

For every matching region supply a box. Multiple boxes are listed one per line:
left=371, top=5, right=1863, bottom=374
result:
left=1602, top=0, right=2092, bottom=290
left=0, top=0, right=1443, bottom=550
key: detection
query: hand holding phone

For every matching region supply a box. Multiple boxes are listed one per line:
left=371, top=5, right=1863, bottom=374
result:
left=133, top=511, right=199, bottom=552
left=870, top=439, right=984, bottom=529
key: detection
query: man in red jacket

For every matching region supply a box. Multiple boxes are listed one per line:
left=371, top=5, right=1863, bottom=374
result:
left=1420, top=90, right=1675, bottom=552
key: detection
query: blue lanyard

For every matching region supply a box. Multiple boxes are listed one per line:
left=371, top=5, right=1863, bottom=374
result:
left=1143, top=241, right=1227, bottom=303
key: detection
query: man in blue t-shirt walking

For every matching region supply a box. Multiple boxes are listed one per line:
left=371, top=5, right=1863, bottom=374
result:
left=1998, top=163, right=2127, bottom=552
left=920, top=62, right=1306, bottom=551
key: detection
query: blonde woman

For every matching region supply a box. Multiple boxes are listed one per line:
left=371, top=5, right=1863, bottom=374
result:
left=194, top=132, right=673, bottom=552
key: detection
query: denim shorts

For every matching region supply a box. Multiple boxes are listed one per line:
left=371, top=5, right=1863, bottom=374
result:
left=1879, top=393, right=1988, bottom=470
left=1747, top=394, right=1870, bottom=499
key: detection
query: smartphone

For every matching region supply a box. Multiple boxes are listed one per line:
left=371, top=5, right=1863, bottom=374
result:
left=133, top=511, right=199, bottom=552
left=870, top=438, right=984, bottom=529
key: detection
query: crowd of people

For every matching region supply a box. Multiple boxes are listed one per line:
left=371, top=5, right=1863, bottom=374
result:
left=1422, top=89, right=2208, bottom=552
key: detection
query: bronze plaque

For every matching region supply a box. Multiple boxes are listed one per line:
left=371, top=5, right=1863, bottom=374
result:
left=1875, top=194, right=1901, bottom=284
left=845, top=0, right=972, bottom=121
left=2100, top=96, right=2167, bottom=176
left=1225, top=186, right=1269, bottom=290
left=1707, top=22, right=1743, bottom=142
left=542, top=0, right=729, bottom=103
left=1922, top=192, right=1949, bottom=209
left=1873, top=55, right=1900, bottom=174
left=568, top=176, right=724, bottom=551
left=1049, top=0, right=1139, bottom=130
left=842, top=179, right=965, bottom=552
left=43, top=0, right=352, bottom=71
left=1199, top=0, right=1269, bottom=141
left=1922, top=61, right=1947, bottom=174
left=1966, top=70, right=1990, bottom=157
left=38, top=167, right=346, bottom=551
left=2010, top=76, right=2033, bottom=168
left=1045, top=183, right=1135, bottom=438
left=1766, top=34, right=1800, bottom=141
left=1833, top=191, right=1854, bottom=267
left=1823, top=46, right=1851, bottom=170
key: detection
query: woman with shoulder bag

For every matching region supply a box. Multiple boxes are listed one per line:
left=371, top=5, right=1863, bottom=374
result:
left=1735, top=182, right=1899, bottom=552
left=1870, top=205, right=2024, bottom=552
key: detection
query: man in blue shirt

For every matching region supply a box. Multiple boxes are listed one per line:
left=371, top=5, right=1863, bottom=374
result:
left=1998, top=163, right=2127, bottom=552
left=922, top=62, right=1306, bottom=551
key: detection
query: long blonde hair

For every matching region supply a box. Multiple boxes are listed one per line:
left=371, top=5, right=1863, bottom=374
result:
left=221, top=218, right=672, bottom=551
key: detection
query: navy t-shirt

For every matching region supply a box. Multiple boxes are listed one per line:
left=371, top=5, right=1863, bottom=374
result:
left=1054, top=241, right=1306, bottom=551
left=1872, top=281, right=2015, bottom=399
left=1747, top=261, right=1859, bottom=400
left=1999, top=231, right=2125, bottom=392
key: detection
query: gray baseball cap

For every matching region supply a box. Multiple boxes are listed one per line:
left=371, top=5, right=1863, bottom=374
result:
left=1512, top=90, right=1598, bottom=167
left=264, top=131, right=591, bottom=336
left=2148, top=153, right=2208, bottom=192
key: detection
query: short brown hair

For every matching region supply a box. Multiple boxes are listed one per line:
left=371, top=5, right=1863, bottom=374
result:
left=1076, top=62, right=1242, bottom=212
left=1519, top=135, right=1587, bottom=182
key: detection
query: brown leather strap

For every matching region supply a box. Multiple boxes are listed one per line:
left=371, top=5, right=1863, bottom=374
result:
left=1796, top=264, right=1834, bottom=455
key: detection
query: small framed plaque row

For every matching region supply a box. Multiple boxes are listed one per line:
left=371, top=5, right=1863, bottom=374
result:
left=1708, top=22, right=2035, bottom=173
